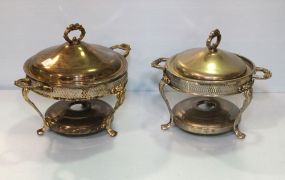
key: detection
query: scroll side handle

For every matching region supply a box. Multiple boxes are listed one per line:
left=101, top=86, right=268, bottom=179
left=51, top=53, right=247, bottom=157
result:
left=15, top=78, right=32, bottom=89
left=110, top=43, right=131, bottom=58
left=253, top=67, right=272, bottom=80
left=151, top=57, right=168, bottom=70
left=15, top=78, right=53, bottom=92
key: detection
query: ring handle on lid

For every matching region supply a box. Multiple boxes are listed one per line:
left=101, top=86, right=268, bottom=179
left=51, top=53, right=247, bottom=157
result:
left=63, top=23, right=86, bottom=45
left=206, top=29, right=221, bottom=53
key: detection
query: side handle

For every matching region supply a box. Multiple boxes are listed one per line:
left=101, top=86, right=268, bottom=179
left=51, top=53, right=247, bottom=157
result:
left=15, top=78, right=52, bottom=92
left=253, top=67, right=272, bottom=80
left=151, top=58, right=168, bottom=70
left=110, top=43, right=131, bottom=58
left=15, top=78, right=32, bottom=89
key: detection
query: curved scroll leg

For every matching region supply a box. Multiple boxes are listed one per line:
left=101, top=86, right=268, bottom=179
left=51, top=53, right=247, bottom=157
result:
left=105, top=85, right=126, bottom=137
left=233, top=88, right=253, bottom=139
left=159, top=76, right=173, bottom=130
left=22, top=88, right=49, bottom=135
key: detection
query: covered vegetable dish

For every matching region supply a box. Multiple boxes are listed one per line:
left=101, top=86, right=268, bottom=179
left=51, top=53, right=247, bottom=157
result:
left=151, top=29, right=271, bottom=139
left=15, top=23, right=131, bottom=137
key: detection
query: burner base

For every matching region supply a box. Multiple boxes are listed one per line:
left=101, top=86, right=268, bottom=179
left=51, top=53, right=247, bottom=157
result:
left=45, top=99, right=113, bottom=136
left=173, top=97, right=240, bottom=135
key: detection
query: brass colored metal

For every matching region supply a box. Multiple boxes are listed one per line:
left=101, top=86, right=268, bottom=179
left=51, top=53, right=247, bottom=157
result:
left=152, top=29, right=272, bottom=139
left=165, top=29, right=248, bottom=81
left=15, top=23, right=131, bottom=137
left=158, top=29, right=248, bottom=81
left=23, top=26, right=129, bottom=88
left=22, top=88, right=48, bottom=135
left=63, top=23, right=86, bottom=45
left=45, top=100, right=113, bottom=135
left=111, top=43, right=131, bottom=58
left=167, top=48, right=248, bottom=81
left=233, top=88, right=253, bottom=139
left=172, top=97, right=240, bottom=135
left=159, top=75, right=173, bottom=130
left=206, top=29, right=221, bottom=53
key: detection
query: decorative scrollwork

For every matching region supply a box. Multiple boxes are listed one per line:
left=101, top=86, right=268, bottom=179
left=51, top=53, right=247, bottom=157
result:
left=28, top=74, right=127, bottom=101
left=166, top=71, right=253, bottom=96
left=238, top=80, right=254, bottom=93
left=159, top=75, right=173, bottom=130
left=63, top=23, right=86, bottom=45
left=233, top=88, right=253, bottom=139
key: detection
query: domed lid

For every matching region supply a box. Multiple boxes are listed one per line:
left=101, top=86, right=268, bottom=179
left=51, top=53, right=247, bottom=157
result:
left=166, top=29, right=247, bottom=81
left=24, top=24, right=130, bottom=87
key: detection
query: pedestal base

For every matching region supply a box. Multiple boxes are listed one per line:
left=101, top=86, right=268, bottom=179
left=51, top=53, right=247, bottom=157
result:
left=173, top=97, right=240, bottom=135
left=45, top=99, right=113, bottom=136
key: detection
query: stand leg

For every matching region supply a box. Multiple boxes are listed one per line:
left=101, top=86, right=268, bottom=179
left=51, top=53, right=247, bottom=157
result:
left=233, top=88, right=253, bottom=139
left=22, top=88, right=49, bottom=135
left=159, top=76, right=173, bottom=130
left=106, top=84, right=126, bottom=137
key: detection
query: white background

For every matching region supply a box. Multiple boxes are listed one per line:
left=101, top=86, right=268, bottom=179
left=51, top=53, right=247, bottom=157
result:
left=0, top=0, right=284, bottom=92
left=0, top=91, right=285, bottom=180
left=0, top=1, right=285, bottom=180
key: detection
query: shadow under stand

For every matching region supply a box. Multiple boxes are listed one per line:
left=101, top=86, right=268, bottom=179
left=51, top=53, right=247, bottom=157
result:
left=152, top=29, right=271, bottom=139
left=15, top=23, right=131, bottom=137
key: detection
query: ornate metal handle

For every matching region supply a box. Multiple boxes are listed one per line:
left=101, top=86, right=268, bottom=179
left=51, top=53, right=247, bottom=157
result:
left=15, top=78, right=53, bottom=92
left=110, top=43, right=131, bottom=58
left=15, top=78, right=32, bottom=89
left=63, top=23, right=86, bottom=45
left=151, top=58, right=168, bottom=70
left=253, top=67, right=272, bottom=80
left=206, top=29, right=221, bottom=53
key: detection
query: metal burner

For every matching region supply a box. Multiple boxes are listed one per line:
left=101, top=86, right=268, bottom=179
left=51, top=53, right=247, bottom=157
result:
left=45, top=99, right=114, bottom=136
left=173, top=97, right=239, bottom=135
left=15, top=23, right=131, bottom=137
left=152, top=29, right=271, bottom=139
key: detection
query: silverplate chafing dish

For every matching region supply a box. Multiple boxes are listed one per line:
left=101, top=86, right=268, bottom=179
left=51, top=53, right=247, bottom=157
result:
left=15, top=23, right=131, bottom=137
left=151, top=29, right=271, bottom=139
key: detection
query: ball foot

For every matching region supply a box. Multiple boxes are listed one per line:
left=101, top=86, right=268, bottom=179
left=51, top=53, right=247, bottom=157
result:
left=107, top=129, right=118, bottom=137
left=161, top=122, right=172, bottom=130
left=37, top=128, right=45, bottom=136
left=234, top=127, right=246, bottom=139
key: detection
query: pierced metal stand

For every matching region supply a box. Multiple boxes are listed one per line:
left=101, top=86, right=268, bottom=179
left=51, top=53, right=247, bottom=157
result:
left=21, top=84, right=126, bottom=137
left=159, top=74, right=253, bottom=139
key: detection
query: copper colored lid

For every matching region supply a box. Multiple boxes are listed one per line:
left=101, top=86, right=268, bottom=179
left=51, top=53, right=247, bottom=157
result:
left=23, top=24, right=130, bottom=87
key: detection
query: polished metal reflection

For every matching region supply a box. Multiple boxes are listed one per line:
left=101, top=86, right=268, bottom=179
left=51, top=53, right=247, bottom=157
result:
left=172, top=97, right=240, bottom=135
left=15, top=23, right=131, bottom=137
left=152, top=29, right=272, bottom=139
